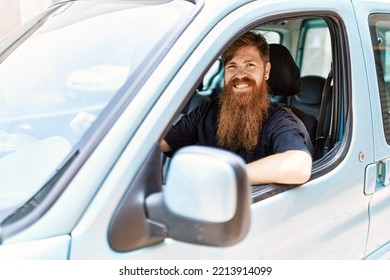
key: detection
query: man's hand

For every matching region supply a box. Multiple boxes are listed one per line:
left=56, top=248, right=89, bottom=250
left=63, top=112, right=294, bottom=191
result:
left=70, top=112, right=97, bottom=136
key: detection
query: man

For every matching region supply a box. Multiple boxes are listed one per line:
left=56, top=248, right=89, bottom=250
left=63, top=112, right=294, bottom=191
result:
left=161, top=31, right=312, bottom=185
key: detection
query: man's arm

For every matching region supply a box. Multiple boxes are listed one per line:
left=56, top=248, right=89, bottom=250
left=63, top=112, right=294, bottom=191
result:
left=161, top=141, right=312, bottom=185
left=160, top=139, right=171, bottom=153
left=245, top=150, right=312, bottom=185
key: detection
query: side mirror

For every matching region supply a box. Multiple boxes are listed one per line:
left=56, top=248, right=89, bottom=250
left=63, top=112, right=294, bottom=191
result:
left=146, top=146, right=251, bottom=246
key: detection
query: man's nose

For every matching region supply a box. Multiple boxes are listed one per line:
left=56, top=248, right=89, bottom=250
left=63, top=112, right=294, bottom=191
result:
left=234, top=66, right=247, bottom=79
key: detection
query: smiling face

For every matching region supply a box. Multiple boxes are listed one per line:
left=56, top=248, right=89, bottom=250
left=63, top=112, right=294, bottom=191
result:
left=216, top=32, right=272, bottom=150
left=217, top=39, right=272, bottom=151
left=224, top=45, right=271, bottom=101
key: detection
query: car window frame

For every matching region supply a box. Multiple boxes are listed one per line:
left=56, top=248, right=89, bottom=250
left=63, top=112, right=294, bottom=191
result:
left=369, top=13, right=390, bottom=145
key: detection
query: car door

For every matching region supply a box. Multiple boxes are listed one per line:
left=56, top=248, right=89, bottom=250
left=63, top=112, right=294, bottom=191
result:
left=353, top=1, right=390, bottom=259
left=198, top=0, right=373, bottom=259
left=187, top=1, right=373, bottom=259
left=67, top=0, right=374, bottom=259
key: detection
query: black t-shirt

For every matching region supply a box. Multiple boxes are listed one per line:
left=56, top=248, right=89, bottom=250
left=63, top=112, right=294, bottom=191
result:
left=165, top=98, right=311, bottom=163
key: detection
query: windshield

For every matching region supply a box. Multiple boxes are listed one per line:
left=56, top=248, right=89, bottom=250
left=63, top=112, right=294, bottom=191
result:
left=0, top=0, right=195, bottom=223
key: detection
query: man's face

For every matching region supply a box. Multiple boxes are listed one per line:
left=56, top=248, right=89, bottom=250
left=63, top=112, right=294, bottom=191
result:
left=217, top=44, right=271, bottom=151
left=224, top=45, right=271, bottom=100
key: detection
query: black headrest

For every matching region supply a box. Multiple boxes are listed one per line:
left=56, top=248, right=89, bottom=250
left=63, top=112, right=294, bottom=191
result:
left=296, top=75, right=325, bottom=104
left=267, top=44, right=301, bottom=97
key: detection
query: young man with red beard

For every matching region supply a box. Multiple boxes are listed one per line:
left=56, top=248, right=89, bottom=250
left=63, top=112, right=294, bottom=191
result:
left=161, top=32, right=312, bottom=185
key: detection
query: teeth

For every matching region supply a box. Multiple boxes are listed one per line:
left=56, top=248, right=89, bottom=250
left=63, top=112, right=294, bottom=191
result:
left=235, top=83, right=249, bottom=88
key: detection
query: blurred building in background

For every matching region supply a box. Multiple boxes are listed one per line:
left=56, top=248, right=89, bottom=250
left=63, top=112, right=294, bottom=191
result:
left=0, top=0, right=62, bottom=38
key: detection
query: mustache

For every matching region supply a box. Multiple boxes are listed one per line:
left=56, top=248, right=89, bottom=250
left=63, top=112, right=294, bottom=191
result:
left=226, top=76, right=257, bottom=89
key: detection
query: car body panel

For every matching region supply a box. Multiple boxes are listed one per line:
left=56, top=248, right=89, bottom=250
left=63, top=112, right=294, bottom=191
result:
left=0, top=235, right=70, bottom=260
left=352, top=0, right=390, bottom=259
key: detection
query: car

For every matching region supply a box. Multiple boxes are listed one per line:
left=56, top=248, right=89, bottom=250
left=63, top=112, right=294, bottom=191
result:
left=0, top=0, right=389, bottom=260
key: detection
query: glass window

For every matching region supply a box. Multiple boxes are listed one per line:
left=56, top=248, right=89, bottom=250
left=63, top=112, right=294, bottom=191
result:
left=0, top=0, right=195, bottom=223
left=257, top=30, right=281, bottom=44
left=370, top=14, right=390, bottom=143
left=300, top=26, right=331, bottom=77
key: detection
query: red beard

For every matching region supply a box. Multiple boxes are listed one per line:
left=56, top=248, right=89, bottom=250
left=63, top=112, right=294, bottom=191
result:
left=216, top=77, right=269, bottom=151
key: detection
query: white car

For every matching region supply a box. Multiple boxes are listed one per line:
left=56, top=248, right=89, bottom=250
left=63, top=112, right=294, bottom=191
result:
left=0, top=0, right=390, bottom=260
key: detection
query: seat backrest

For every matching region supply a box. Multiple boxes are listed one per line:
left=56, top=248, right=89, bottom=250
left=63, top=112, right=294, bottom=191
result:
left=289, top=75, right=325, bottom=143
left=267, top=44, right=314, bottom=155
left=291, top=75, right=325, bottom=120
left=268, top=44, right=301, bottom=98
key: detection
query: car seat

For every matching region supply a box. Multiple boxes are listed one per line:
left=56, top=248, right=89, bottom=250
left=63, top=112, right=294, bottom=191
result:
left=291, top=75, right=325, bottom=118
left=290, top=75, right=326, bottom=144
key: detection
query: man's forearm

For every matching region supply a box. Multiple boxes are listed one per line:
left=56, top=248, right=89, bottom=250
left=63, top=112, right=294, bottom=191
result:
left=245, top=150, right=312, bottom=185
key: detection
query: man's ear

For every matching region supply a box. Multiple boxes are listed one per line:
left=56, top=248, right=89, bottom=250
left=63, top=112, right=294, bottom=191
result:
left=265, top=62, right=271, bottom=78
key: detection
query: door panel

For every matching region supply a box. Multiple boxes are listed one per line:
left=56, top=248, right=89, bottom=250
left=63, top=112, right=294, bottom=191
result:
left=353, top=1, right=390, bottom=258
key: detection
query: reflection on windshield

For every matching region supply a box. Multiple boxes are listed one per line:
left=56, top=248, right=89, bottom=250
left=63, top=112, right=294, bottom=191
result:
left=0, top=0, right=194, bottom=223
